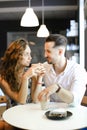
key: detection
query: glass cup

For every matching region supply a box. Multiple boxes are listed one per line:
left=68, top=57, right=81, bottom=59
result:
left=40, top=96, right=50, bottom=110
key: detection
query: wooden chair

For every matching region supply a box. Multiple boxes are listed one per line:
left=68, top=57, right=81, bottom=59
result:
left=81, top=96, right=87, bottom=106
left=0, top=96, right=8, bottom=104
left=0, top=96, right=8, bottom=119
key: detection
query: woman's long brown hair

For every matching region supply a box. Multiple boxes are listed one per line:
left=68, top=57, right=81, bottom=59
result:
left=0, top=38, right=29, bottom=91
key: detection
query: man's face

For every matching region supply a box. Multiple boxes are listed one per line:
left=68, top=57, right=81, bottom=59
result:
left=44, top=41, right=60, bottom=64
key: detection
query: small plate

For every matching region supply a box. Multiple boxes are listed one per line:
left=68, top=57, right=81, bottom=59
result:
left=45, top=111, right=72, bottom=120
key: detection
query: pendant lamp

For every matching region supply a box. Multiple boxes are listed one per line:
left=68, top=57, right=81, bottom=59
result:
left=20, top=0, right=39, bottom=27
left=37, top=0, right=49, bottom=37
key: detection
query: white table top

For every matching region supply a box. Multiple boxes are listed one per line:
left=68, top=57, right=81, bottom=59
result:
left=2, top=102, right=87, bottom=130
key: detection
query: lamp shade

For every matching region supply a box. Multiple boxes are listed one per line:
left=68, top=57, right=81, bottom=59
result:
left=37, top=24, right=49, bottom=37
left=20, top=8, right=39, bottom=27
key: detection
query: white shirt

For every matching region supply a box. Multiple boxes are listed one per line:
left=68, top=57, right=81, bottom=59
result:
left=43, top=60, right=87, bottom=106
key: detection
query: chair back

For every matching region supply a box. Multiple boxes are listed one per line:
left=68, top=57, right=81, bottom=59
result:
left=81, top=96, right=87, bottom=106
left=0, top=96, right=8, bottom=119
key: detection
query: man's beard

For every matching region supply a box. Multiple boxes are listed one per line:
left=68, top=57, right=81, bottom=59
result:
left=46, top=59, right=52, bottom=64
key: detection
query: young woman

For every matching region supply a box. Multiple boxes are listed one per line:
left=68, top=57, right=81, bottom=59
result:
left=0, top=38, right=45, bottom=130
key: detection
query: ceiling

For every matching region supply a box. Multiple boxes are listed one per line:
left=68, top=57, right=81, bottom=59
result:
left=0, top=0, right=78, bottom=21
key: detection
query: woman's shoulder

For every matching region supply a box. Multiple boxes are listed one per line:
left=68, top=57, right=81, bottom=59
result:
left=0, top=76, right=9, bottom=89
left=0, top=76, right=4, bottom=82
left=0, top=75, right=2, bottom=82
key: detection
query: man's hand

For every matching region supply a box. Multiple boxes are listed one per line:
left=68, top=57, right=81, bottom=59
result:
left=38, top=84, right=58, bottom=101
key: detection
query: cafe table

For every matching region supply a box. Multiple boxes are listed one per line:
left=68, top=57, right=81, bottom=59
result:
left=2, top=102, right=87, bottom=130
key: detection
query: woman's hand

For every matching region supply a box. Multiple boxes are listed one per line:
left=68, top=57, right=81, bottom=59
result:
left=32, top=63, right=46, bottom=77
left=23, top=63, right=46, bottom=79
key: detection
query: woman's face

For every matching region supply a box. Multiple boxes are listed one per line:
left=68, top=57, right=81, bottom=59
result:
left=20, top=45, right=32, bottom=67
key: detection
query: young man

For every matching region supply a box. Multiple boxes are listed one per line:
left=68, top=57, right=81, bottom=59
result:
left=37, top=34, right=87, bottom=106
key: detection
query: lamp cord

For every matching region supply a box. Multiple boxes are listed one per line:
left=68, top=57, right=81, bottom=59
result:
left=29, top=0, right=30, bottom=7
left=42, top=0, right=44, bottom=24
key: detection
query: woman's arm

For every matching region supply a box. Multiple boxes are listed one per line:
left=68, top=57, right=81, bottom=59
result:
left=30, top=63, right=46, bottom=103
left=0, top=76, right=28, bottom=104
left=0, top=64, right=46, bottom=104
left=31, top=76, right=38, bottom=102
left=0, top=65, right=39, bottom=104
left=32, top=76, right=43, bottom=103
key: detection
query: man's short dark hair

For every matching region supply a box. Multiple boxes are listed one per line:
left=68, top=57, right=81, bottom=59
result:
left=45, top=34, right=68, bottom=48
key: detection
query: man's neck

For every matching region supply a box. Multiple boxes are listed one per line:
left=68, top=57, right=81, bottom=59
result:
left=53, top=58, right=67, bottom=74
